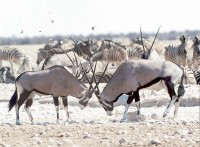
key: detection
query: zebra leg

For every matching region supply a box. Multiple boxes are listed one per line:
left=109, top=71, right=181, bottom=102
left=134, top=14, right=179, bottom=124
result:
left=53, top=97, right=59, bottom=124
left=62, top=96, right=70, bottom=122
left=16, top=90, right=31, bottom=125
left=163, top=80, right=177, bottom=118
left=24, top=92, right=35, bottom=125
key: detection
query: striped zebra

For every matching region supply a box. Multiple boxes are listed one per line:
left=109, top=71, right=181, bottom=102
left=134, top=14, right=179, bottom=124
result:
left=126, top=43, right=144, bottom=60
left=164, top=35, right=188, bottom=67
left=42, top=39, right=98, bottom=61
left=43, top=39, right=63, bottom=50
left=0, top=47, right=33, bottom=75
left=190, top=37, right=200, bottom=69
left=98, top=39, right=126, bottom=52
left=193, top=69, right=200, bottom=85
left=90, top=48, right=128, bottom=67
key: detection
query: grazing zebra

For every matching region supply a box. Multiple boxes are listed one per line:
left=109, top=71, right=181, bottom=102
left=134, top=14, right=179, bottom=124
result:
left=0, top=66, right=15, bottom=83
left=0, top=47, right=33, bottom=75
left=90, top=48, right=128, bottom=68
left=131, top=37, right=164, bottom=55
left=98, top=39, right=126, bottom=52
left=126, top=44, right=144, bottom=60
left=164, top=35, right=188, bottom=67
left=193, top=69, right=200, bottom=85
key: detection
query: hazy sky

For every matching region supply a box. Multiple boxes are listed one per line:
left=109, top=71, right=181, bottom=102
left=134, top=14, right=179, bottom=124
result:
left=0, top=0, right=199, bottom=37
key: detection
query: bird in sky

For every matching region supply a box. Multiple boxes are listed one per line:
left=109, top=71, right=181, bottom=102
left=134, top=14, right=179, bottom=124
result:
left=92, top=26, right=95, bottom=31
left=20, top=30, right=23, bottom=34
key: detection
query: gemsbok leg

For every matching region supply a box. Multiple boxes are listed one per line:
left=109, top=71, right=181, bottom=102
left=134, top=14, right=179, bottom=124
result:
left=53, top=97, right=60, bottom=123
left=15, top=90, right=31, bottom=125
left=163, top=79, right=177, bottom=118
left=61, top=96, right=70, bottom=122
left=24, top=92, right=35, bottom=125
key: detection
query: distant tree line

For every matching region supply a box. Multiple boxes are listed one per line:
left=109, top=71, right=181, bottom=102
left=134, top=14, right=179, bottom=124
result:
left=0, top=30, right=199, bottom=45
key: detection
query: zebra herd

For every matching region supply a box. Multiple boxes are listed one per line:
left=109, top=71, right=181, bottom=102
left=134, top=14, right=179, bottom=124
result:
left=0, top=35, right=199, bottom=85
left=35, top=35, right=200, bottom=85
left=0, top=33, right=199, bottom=124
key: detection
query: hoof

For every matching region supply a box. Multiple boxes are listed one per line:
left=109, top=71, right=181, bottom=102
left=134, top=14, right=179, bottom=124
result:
left=65, top=118, right=71, bottom=123
left=56, top=120, right=60, bottom=124
left=16, top=122, right=21, bottom=125
left=31, top=121, right=35, bottom=125
left=120, top=119, right=128, bottom=123
left=163, top=113, right=168, bottom=118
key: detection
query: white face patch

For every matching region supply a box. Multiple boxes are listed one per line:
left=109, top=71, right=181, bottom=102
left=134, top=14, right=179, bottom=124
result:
left=114, top=94, right=129, bottom=107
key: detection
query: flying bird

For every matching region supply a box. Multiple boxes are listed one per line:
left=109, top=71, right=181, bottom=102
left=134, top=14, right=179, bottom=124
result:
left=51, top=20, right=54, bottom=24
left=92, top=26, right=95, bottom=31
left=20, top=30, right=23, bottom=34
left=39, top=30, right=42, bottom=32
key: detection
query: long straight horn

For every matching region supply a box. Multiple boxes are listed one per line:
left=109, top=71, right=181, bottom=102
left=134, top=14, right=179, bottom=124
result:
left=93, top=61, right=109, bottom=93
left=80, top=63, right=95, bottom=92
left=67, top=35, right=79, bottom=66
left=89, top=61, right=99, bottom=92
left=149, top=25, right=161, bottom=52
left=88, top=61, right=98, bottom=94
left=65, top=52, right=74, bottom=66
left=140, top=26, right=145, bottom=51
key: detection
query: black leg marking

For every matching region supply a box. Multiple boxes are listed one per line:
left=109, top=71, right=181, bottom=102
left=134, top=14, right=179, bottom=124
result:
left=53, top=97, right=59, bottom=123
left=17, top=90, right=31, bottom=109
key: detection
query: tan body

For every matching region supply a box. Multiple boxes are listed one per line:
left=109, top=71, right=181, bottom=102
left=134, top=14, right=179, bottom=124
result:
left=97, top=59, right=184, bottom=121
left=100, top=60, right=182, bottom=102
left=8, top=66, right=90, bottom=125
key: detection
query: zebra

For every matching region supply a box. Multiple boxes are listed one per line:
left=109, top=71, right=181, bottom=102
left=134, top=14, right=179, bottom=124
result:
left=0, top=47, right=33, bottom=75
left=193, top=69, right=200, bottom=85
left=43, top=39, right=63, bottom=50
left=0, top=66, right=15, bottom=83
left=98, top=39, right=126, bottom=52
left=188, top=37, right=200, bottom=69
left=126, top=43, right=144, bottom=60
left=164, top=35, right=188, bottom=67
left=131, top=36, right=164, bottom=55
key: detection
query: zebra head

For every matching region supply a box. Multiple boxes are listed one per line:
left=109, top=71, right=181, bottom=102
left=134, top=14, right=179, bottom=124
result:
left=43, top=39, right=63, bottom=50
left=36, top=49, right=47, bottom=65
left=179, top=35, right=186, bottom=44
left=193, top=37, right=200, bottom=45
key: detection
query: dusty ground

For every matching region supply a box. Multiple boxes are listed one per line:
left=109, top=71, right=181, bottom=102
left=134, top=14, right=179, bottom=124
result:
left=0, top=44, right=199, bottom=146
left=0, top=83, right=199, bottom=147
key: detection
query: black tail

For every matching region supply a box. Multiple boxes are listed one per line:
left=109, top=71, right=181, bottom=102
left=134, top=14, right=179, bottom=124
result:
left=178, top=70, right=185, bottom=97
left=8, top=89, right=18, bottom=111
